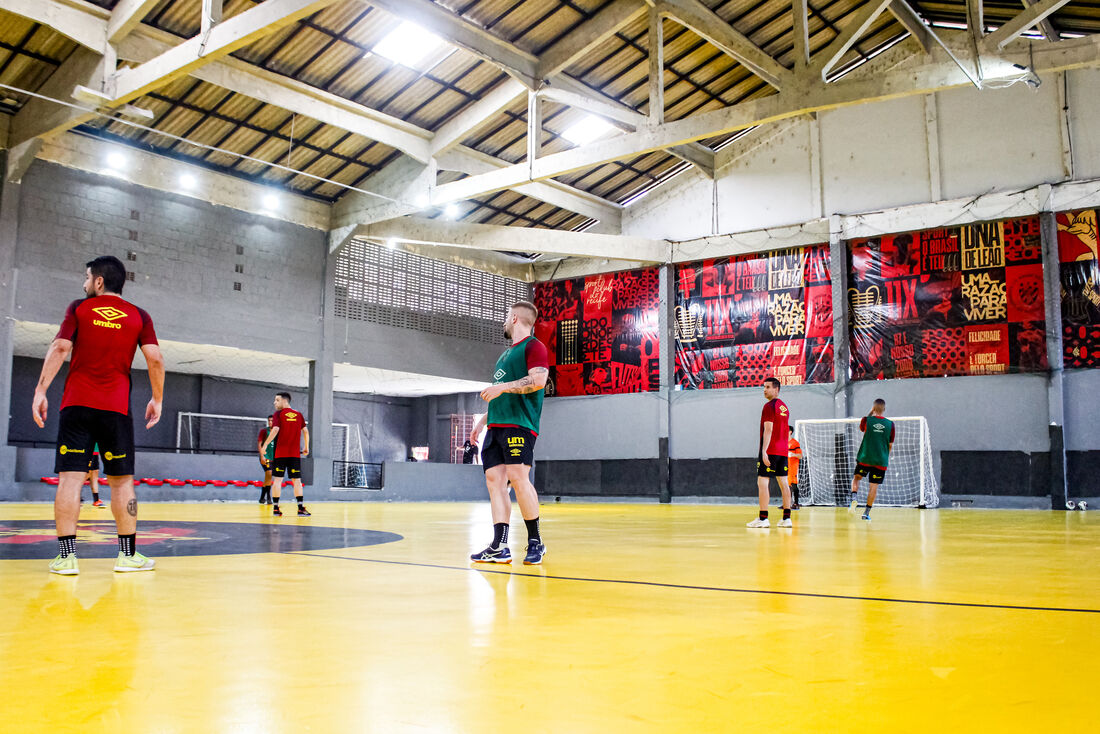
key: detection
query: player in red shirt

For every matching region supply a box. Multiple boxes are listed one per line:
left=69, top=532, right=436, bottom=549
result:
left=260, top=392, right=311, bottom=517
left=32, top=256, right=165, bottom=575
left=747, top=377, right=793, bottom=528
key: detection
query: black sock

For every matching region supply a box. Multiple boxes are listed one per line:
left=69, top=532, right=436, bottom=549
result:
left=58, top=535, right=76, bottom=558
left=792, top=486, right=800, bottom=504
left=92, top=491, right=100, bottom=502
left=524, top=517, right=540, bottom=543
left=296, top=495, right=304, bottom=508
left=273, top=499, right=280, bottom=507
left=783, top=508, right=791, bottom=520
left=491, top=522, right=509, bottom=548
left=118, top=534, right=136, bottom=557
left=759, top=510, right=768, bottom=520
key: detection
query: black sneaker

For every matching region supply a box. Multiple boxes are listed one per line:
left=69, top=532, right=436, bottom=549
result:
left=272, top=506, right=282, bottom=517
left=523, top=540, right=546, bottom=565
left=297, top=506, right=311, bottom=517
left=470, top=546, right=511, bottom=563
left=258, top=494, right=266, bottom=504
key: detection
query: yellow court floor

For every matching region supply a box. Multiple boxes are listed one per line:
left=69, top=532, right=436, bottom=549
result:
left=0, top=501, right=1097, bottom=733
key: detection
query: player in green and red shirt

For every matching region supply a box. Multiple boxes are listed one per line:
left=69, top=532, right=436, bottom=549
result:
left=257, top=416, right=275, bottom=504
left=747, top=377, right=794, bottom=528
left=469, top=301, right=549, bottom=565
left=260, top=393, right=310, bottom=517
left=850, top=399, right=895, bottom=522
left=32, top=256, right=165, bottom=575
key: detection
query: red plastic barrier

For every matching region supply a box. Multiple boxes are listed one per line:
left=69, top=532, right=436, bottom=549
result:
left=144, top=479, right=164, bottom=487
left=209, top=480, right=228, bottom=487
left=229, top=480, right=248, bottom=487
left=41, top=477, right=60, bottom=485
left=165, top=479, right=186, bottom=487
left=98, top=477, right=109, bottom=486
left=249, top=480, right=263, bottom=487
left=187, top=479, right=207, bottom=487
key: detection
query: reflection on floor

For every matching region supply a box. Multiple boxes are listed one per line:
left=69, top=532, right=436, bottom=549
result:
left=1, top=502, right=1096, bottom=733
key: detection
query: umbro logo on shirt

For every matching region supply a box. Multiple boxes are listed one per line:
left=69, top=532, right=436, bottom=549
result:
left=91, top=306, right=127, bottom=330
left=494, top=369, right=506, bottom=381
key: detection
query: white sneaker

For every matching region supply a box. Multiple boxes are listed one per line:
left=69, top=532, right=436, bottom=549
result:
left=746, top=517, right=770, bottom=528
left=777, top=518, right=793, bottom=528
left=848, top=496, right=859, bottom=512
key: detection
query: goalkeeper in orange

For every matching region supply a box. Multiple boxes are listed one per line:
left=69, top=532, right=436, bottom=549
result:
left=788, top=426, right=802, bottom=509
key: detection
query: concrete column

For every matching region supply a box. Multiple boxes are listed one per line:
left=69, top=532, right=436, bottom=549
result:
left=828, top=215, right=851, bottom=419
left=0, top=153, right=22, bottom=493
left=309, top=249, right=337, bottom=488
left=1039, top=205, right=1067, bottom=510
left=658, top=263, right=673, bottom=503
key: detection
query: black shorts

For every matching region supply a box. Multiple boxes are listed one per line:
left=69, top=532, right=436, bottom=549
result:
left=55, top=406, right=135, bottom=476
left=271, top=456, right=302, bottom=478
left=260, top=456, right=273, bottom=472
left=481, top=427, right=536, bottom=470
left=757, top=453, right=788, bottom=477
left=854, top=463, right=886, bottom=483
left=88, top=452, right=101, bottom=472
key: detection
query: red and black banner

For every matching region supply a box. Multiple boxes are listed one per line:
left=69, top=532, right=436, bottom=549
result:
left=848, top=216, right=1048, bottom=380
left=533, top=268, right=661, bottom=396
left=1058, top=209, right=1100, bottom=368
left=674, top=245, right=834, bottom=389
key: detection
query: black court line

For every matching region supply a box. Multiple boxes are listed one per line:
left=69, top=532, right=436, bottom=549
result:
left=285, top=552, right=1100, bottom=615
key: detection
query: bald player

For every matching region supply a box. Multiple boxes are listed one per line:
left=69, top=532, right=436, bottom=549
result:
left=849, top=399, right=895, bottom=522
left=469, top=301, right=549, bottom=565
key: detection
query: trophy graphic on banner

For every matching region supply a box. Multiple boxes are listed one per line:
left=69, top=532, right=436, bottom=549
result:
left=675, top=305, right=702, bottom=343
left=848, top=285, right=883, bottom=329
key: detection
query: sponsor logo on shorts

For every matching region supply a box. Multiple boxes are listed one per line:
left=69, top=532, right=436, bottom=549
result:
left=92, top=306, right=127, bottom=330
left=59, top=445, right=85, bottom=456
left=104, top=452, right=125, bottom=461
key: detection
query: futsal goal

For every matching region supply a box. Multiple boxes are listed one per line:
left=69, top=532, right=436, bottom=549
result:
left=794, top=416, right=939, bottom=508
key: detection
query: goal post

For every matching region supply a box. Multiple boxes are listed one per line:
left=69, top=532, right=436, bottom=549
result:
left=176, top=412, right=266, bottom=455
left=793, top=416, right=939, bottom=508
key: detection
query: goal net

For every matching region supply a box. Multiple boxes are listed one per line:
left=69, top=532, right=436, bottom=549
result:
left=794, top=416, right=939, bottom=508
left=176, top=412, right=266, bottom=455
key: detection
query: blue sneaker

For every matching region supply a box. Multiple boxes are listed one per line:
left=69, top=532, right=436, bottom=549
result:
left=861, top=513, right=871, bottom=522
left=470, top=546, right=511, bottom=564
left=523, top=540, right=546, bottom=565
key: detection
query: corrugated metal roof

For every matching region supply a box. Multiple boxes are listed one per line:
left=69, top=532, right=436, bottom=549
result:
left=2, top=1, right=1100, bottom=219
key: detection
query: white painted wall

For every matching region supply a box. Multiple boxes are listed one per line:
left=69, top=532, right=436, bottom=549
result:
left=624, top=71, right=1098, bottom=241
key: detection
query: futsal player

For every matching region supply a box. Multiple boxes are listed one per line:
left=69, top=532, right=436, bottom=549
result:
left=849, top=399, right=894, bottom=521
left=747, top=377, right=793, bottom=528
left=84, top=444, right=105, bottom=507
left=257, top=415, right=275, bottom=504
left=260, top=393, right=310, bottom=517
left=469, top=301, right=549, bottom=565
left=32, top=256, right=164, bottom=575
left=788, top=426, right=802, bottom=510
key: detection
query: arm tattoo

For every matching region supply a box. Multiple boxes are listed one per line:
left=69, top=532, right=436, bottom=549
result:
left=505, top=367, right=548, bottom=394
left=126, top=498, right=138, bottom=517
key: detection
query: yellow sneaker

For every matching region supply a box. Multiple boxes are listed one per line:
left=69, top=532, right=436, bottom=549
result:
left=49, top=554, right=79, bottom=575
left=114, top=552, right=155, bottom=573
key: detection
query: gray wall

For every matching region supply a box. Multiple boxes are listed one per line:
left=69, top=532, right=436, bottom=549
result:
left=537, top=392, right=664, bottom=460
left=333, top=393, right=414, bottom=463
left=336, top=318, right=502, bottom=382
left=669, top=384, right=837, bottom=459
left=14, top=162, right=327, bottom=357
left=1064, top=369, right=1100, bottom=451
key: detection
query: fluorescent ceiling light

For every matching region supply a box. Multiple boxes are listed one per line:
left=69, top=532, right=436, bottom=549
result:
left=262, top=193, right=279, bottom=210
left=371, top=22, right=449, bottom=69
left=179, top=173, right=197, bottom=189
left=562, top=115, right=616, bottom=146
left=106, top=151, right=128, bottom=169
left=443, top=203, right=460, bottom=220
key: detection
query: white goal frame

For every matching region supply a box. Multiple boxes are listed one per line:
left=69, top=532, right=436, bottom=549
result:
left=793, top=416, right=938, bottom=508
left=176, top=412, right=266, bottom=454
